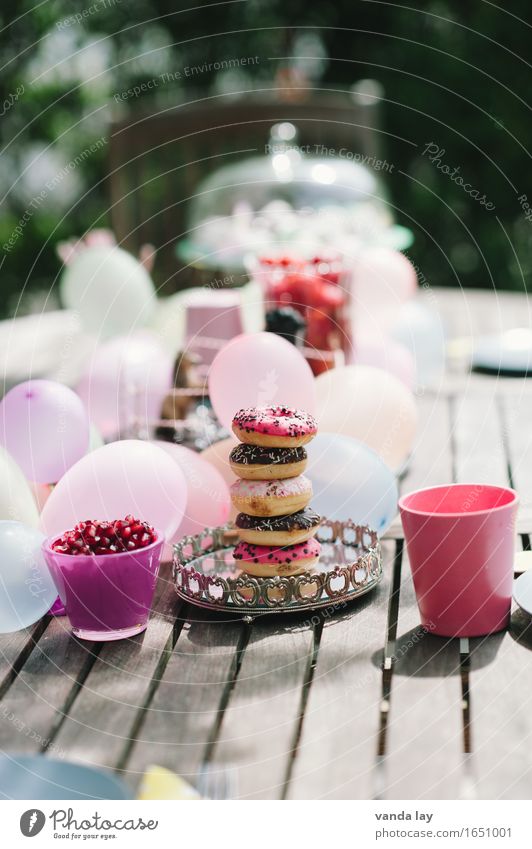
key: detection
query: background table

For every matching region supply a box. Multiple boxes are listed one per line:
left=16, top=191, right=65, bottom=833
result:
left=2, top=287, right=532, bottom=800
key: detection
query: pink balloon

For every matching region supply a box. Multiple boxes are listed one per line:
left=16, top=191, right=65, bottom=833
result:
left=200, top=437, right=239, bottom=521
left=352, top=335, right=415, bottom=390
left=352, top=248, right=417, bottom=332
left=77, top=332, right=172, bottom=439
left=0, top=380, right=90, bottom=484
left=208, top=332, right=316, bottom=431
left=154, top=441, right=230, bottom=557
left=40, top=439, right=187, bottom=541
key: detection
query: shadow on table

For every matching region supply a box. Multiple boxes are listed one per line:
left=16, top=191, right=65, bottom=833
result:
left=371, top=627, right=505, bottom=677
left=508, top=607, right=532, bottom=650
left=180, top=575, right=388, bottom=646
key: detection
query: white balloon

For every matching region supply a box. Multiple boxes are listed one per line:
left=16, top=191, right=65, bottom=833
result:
left=0, top=446, right=39, bottom=527
left=352, top=335, right=415, bottom=390
left=315, top=365, right=418, bottom=472
left=60, top=247, right=156, bottom=338
left=307, top=433, right=398, bottom=534
left=89, top=423, right=104, bottom=451
left=0, top=309, right=95, bottom=388
left=150, top=290, right=188, bottom=356
left=0, top=521, right=57, bottom=634
left=391, top=301, right=446, bottom=388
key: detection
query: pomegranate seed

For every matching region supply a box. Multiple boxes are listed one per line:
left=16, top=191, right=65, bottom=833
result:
left=51, top=516, right=157, bottom=556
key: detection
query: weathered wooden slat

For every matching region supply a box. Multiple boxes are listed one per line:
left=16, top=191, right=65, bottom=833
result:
left=382, top=394, right=465, bottom=798
left=385, top=393, right=454, bottom=539
left=464, top=396, right=532, bottom=798
left=124, top=607, right=245, bottom=788
left=208, top=616, right=315, bottom=800
left=50, top=573, right=180, bottom=773
left=0, top=617, right=99, bottom=758
left=403, top=393, right=454, bottom=492
left=385, top=389, right=532, bottom=800
left=287, top=542, right=394, bottom=799
left=467, top=609, right=532, bottom=799
left=0, top=619, right=49, bottom=700
left=501, top=393, right=532, bottom=529
left=383, top=566, right=465, bottom=799
left=426, top=288, right=475, bottom=340
left=434, top=289, right=525, bottom=339
left=440, top=288, right=532, bottom=400
left=453, top=392, right=508, bottom=486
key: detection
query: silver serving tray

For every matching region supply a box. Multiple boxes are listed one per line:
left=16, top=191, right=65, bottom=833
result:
left=172, top=520, right=382, bottom=616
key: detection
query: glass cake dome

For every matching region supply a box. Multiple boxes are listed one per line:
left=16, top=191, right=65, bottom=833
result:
left=179, top=123, right=412, bottom=272
left=189, top=122, right=387, bottom=222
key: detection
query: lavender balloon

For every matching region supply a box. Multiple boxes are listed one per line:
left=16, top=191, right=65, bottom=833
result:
left=0, top=380, right=90, bottom=484
left=76, top=333, right=172, bottom=439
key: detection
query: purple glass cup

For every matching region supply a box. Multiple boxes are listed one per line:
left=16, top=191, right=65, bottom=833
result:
left=42, top=532, right=164, bottom=641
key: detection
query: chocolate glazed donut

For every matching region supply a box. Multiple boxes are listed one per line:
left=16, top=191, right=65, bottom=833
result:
left=235, top=507, right=321, bottom=546
left=229, top=444, right=307, bottom=480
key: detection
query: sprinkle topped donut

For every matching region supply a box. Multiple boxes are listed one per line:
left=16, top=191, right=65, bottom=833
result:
left=230, top=475, right=312, bottom=517
left=235, top=507, right=321, bottom=532
left=230, top=444, right=307, bottom=466
left=232, top=406, right=317, bottom=448
left=229, top=443, right=307, bottom=480
left=233, top=537, right=321, bottom=577
left=229, top=404, right=321, bottom=578
left=235, top=507, right=321, bottom=546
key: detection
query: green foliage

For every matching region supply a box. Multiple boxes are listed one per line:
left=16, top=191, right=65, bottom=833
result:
left=1, top=0, right=530, bottom=318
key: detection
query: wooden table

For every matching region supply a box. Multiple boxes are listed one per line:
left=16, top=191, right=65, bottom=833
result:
left=2, top=287, right=532, bottom=800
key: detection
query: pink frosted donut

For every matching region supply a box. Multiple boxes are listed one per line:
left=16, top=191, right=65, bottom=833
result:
left=230, top=475, right=312, bottom=517
left=232, top=406, right=317, bottom=447
left=233, top=538, right=321, bottom=577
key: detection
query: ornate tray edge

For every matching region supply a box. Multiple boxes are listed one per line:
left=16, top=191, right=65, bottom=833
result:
left=172, top=520, right=383, bottom=616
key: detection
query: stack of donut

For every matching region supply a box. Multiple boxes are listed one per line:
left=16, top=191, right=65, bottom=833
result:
left=230, top=406, right=321, bottom=577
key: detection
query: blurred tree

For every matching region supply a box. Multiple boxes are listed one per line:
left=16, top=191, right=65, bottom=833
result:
left=0, top=0, right=530, bottom=318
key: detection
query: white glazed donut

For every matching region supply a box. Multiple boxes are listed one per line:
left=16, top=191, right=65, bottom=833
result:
left=230, top=475, right=312, bottom=517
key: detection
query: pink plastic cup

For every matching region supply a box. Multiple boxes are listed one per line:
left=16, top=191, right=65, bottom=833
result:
left=42, top=532, right=164, bottom=641
left=399, top=484, right=519, bottom=637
